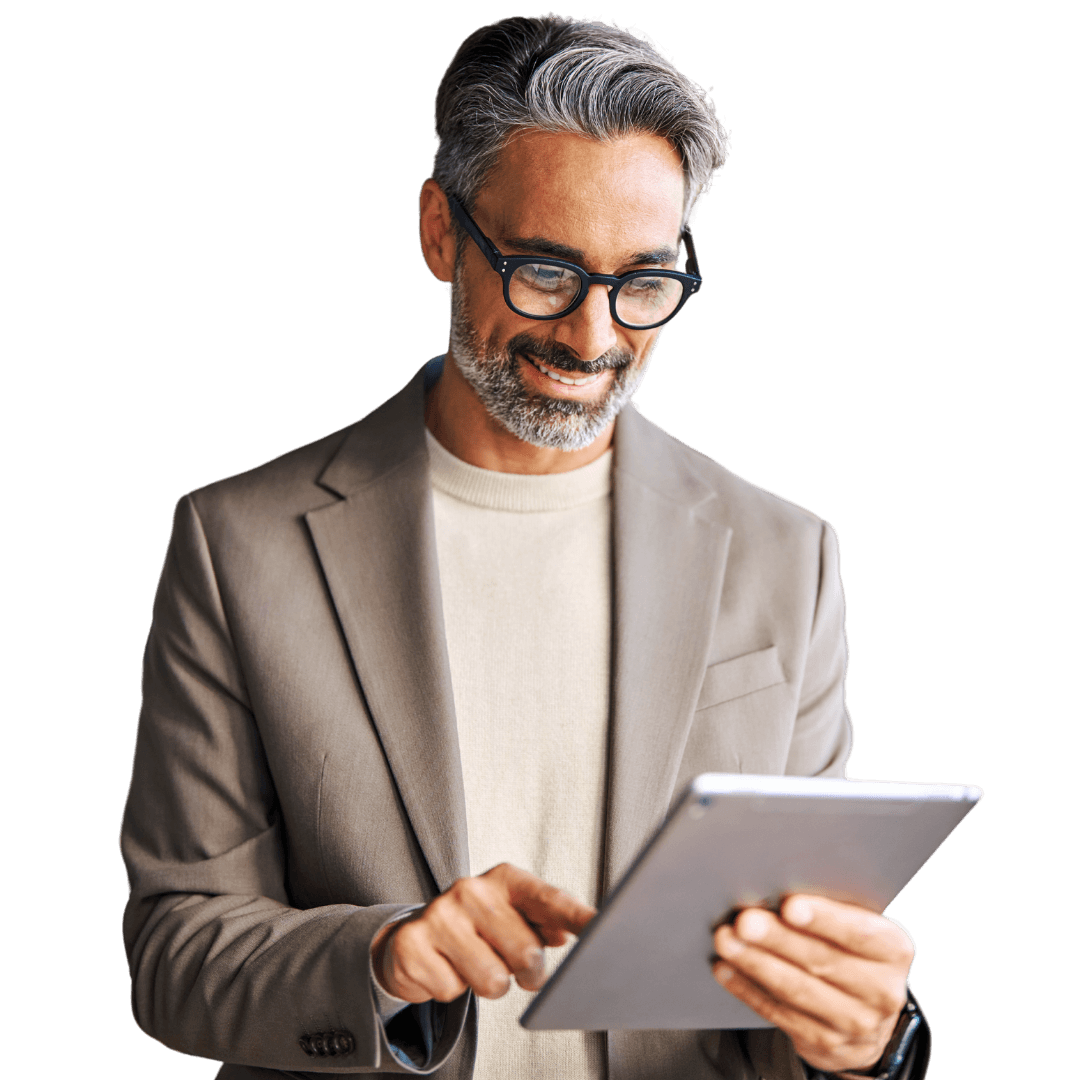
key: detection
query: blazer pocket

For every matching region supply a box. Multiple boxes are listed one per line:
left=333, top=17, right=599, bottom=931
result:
left=697, top=645, right=785, bottom=709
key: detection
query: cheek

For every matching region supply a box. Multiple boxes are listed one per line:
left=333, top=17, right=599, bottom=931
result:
left=460, top=270, right=538, bottom=349
left=455, top=245, right=504, bottom=310
left=628, top=328, right=661, bottom=364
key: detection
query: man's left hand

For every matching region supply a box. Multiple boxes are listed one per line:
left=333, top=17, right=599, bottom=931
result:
left=713, top=895, right=914, bottom=1074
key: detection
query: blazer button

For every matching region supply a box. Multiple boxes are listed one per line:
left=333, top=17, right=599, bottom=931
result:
left=298, top=1030, right=356, bottom=1057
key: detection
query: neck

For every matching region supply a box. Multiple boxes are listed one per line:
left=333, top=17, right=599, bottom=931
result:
left=424, top=352, right=614, bottom=475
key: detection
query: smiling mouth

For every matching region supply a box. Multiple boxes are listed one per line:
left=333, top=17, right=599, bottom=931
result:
left=521, top=352, right=605, bottom=387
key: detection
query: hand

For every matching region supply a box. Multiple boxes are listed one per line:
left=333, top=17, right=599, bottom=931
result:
left=371, top=863, right=596, bottom=1004
left=712, top=895, right=914, bottom=1074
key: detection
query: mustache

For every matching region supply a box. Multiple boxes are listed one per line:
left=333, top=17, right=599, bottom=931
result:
left=506, top=333, right=634, bottom=376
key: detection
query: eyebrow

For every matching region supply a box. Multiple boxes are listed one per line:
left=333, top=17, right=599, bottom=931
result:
left=503, top=233, right=680, bottom=269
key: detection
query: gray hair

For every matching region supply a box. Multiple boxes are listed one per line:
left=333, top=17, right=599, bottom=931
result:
left=433, top=16, right=727, bottom=219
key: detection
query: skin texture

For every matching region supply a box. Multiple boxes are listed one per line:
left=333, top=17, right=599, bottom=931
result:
left=372, top=864, right=596, bottom=1004
left=394, top=130, right=914, bottom=1072
left=712, top=896, right=913, bottom=1072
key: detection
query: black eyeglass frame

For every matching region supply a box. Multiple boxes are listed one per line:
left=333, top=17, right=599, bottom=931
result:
left=446, top=194, right=702, bottom=331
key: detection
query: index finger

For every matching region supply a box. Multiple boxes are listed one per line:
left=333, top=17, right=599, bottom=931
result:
left=780, top=895, right=913, bottom=966
left=497, top=865, right=596, bottom=944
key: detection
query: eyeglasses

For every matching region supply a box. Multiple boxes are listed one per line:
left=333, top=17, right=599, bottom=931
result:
left=446, top=194, right=702, bottom=331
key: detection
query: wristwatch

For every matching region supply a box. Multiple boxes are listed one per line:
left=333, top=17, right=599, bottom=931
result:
left=806, top=992, right=927, bottom=1080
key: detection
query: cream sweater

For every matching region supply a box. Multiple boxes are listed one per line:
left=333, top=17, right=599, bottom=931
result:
left=427, top=430, right=611, bottom=1080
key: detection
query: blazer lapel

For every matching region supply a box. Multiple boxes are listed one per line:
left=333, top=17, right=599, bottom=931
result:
left=603, top=406, right=733, bottom=893
left=305, top=368, right=469, bottom=893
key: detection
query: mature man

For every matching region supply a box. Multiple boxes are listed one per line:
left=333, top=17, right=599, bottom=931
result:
left=123, top=16, right=926, bottom=1080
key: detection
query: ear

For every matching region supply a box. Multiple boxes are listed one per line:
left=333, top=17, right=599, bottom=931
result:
left=419, top=179, right=457, bottom=283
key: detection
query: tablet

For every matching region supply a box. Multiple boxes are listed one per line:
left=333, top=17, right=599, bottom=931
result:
left=520, top=773, right=980, bottom=1031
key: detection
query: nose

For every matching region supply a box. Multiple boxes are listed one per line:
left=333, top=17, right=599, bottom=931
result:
left=553, top=282, right=619, bottom=363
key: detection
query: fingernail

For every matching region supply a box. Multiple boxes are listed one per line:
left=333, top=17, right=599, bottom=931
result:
left=525, top=946, right=543, bottom=972
left=738, top=909, right=770, bottom=942
left=714, top=962, right=734, bottom=983
left=785, top=897, right=813, bottom=927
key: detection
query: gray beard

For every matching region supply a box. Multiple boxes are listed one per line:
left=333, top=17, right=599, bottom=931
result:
left=448, top=270, right=650, bottom=452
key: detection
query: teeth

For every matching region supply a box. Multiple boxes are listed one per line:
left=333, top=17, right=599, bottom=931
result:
left=533, top=359, right=602, bottom=386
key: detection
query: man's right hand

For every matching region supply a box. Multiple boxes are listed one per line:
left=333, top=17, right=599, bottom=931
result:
left=371, top=863, right=596, bottom=1003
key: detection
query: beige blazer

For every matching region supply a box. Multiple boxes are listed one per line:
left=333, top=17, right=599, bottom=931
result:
left=122, top=364, right=851, bottom=1079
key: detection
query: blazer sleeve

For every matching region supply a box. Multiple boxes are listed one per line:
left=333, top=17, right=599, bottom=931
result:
left=121, top=495, right=468, bottom=1074
left=780, top=525, right=930, bottom=1080
left=784, top=521, right=853, bottom=779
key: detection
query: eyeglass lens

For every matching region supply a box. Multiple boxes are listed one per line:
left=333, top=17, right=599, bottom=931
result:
left=508, top=263, right=685, bottom=328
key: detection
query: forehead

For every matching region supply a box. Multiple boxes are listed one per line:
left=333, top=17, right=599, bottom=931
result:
left=473, top=130, right=685, bottom=261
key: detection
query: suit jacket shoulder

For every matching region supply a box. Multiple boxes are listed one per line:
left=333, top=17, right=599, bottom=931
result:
left=181, top=370, right=431, bottom=608
left=615, top=402, right=826, bottom=542
left=613, top=401, right=829, bottom=587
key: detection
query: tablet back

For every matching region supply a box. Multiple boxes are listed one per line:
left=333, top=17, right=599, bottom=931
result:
left=521, top=773, right=979, bottom=1031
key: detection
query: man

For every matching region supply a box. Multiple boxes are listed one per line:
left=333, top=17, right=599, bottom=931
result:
left=123, top=16, right=926, bottom=1080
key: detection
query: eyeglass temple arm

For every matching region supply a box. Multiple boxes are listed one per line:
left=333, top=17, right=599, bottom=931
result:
left=446, top=194, right=502, bottom=269
left=682, top=227, right=701, bottom=280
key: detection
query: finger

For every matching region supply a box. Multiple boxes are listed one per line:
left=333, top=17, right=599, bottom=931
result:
left=407, top=900, right=518, bottom=1000
left=437, top=933, right=517, bottom=1000
left=712, top=960, right=888, bottom=1074
left=453, top=874, right=548, bottom=990
left=781, top=895, right=914, bottom=967
left=441, top=871, right=551, bottom=987
left=722, top=908, right=908, bottom=1016
left=388, top=920, right=471, bottom=1003
left=493, top=864, right=596, bottom=941
left=714, top=924, right=883, bottom=1038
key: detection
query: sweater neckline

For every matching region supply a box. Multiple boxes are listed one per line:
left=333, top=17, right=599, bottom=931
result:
left=425, top=429, right=612, bottom=513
